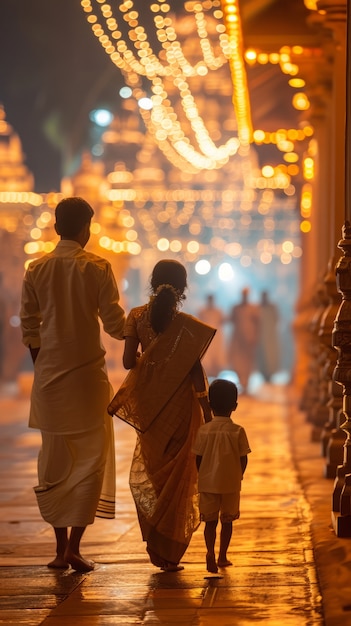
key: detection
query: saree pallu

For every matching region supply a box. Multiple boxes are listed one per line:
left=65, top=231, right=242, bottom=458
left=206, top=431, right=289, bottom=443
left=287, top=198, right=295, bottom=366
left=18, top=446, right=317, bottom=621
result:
left=108, top=312, right=215, bottom=564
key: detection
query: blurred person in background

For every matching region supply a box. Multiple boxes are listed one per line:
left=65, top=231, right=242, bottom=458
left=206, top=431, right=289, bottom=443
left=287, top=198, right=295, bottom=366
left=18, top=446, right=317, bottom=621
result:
left=227, top=287, right=260, bottom=394
left=257, top=290, right=280, bottom=383
left=198, top=294, right=226, bottom=377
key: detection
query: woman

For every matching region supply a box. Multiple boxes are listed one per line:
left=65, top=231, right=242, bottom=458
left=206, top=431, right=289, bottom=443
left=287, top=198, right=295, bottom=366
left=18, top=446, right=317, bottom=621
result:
left=108, top=260, right=215, bottom=571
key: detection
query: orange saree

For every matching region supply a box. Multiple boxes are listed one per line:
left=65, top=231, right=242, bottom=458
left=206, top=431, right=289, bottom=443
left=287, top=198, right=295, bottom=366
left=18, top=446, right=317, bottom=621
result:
left=108, top=311, right=215, bottom=566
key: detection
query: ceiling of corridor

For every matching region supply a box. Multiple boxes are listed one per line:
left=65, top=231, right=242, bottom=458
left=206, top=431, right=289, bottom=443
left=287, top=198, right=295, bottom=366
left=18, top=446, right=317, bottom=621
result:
left=242, top=0, right=318, bottom=124
left=239, top=0, right=325, bottom=167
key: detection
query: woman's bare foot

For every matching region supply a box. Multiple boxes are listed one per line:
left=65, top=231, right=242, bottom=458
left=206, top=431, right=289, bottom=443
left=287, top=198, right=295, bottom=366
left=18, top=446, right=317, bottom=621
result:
left=64, top=549, right=94, bottom=572
left=47, top=556, right=69, bottom=569
left=217, top=559, right=233, bottom=567
left=206, top=553, right=218, bottom=573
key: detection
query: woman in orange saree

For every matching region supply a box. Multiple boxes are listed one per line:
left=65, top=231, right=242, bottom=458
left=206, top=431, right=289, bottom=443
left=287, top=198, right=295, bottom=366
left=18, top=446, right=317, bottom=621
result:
left=108, top=260, right=215, bottom=571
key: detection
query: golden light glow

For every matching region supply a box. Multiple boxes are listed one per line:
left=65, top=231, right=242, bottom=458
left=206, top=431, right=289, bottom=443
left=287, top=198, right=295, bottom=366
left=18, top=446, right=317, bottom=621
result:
left=24, top=242, right=41, bottom=255
left=280, top=252, right=292, bottom=264
left=244, top=44, right=315, bottom=179
left=90, top=222, right=102, bottom=234
left=187, top=240, right=200, bottom=253
left=282, top=240, right=294, bottom=253
left=245, top=49, right=257, bottom=64
left=301, top=183, right=312, bottom=217
left=43, top=242, right=55, bottom=253
left=300, top=219, right=312, bottom=233
left=304, top=0, right=318, bottom=10
left=79, top=0, right=314, bottom=191
left=81, top=0, right=244, bottom=171
left=0, top=2, right=295, bottom=270
left=283, top=152, right=299, bottom=163
left=170, top=239, right=182, bottom=252
left=0, top=192, right=43, bottom=206
left=253, top=129, right=265, bottom=143
left=220, top=0, right=253, bottom=145
left=289, top=77, right=305, bottom=88
left=260, top=251, right=272, bottom=264
left=30, top=227, right=42, bottom=240
left=303, top=156, right=314, bottom=180
left=157, top=237, right=170, bottom=251
left=292, top=92, right=310, bottom=111
left=262, top=165, right=275, bottom=178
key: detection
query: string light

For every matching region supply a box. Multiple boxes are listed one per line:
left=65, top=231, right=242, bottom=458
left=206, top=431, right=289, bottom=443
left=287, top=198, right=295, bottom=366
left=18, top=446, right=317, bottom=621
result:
left=18, top=5, right=307, bottom=268
left=80, top=0, right=246, bottom=171
left=220, top=0, right=253, bottom=145
left=80, top=0, right=314, bottom=186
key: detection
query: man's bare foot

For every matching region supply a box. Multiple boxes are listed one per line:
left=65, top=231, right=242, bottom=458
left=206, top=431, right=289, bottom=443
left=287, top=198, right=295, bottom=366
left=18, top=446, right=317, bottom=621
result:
left=64, top=550, right=95, bottom=572
left=206, top=553, right=218, bottom=573
left=47, top=556, right=69, bottom=569
left=217, top=559, right=233, bottom=567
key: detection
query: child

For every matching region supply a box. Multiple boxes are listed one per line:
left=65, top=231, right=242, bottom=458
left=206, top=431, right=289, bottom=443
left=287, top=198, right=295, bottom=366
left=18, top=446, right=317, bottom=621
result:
left=192, top=379, right=251, bottom=573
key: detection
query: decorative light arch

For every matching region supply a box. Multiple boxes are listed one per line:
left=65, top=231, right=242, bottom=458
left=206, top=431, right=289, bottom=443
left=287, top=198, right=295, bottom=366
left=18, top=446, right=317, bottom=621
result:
left=80, top=0, right=252, bottom=171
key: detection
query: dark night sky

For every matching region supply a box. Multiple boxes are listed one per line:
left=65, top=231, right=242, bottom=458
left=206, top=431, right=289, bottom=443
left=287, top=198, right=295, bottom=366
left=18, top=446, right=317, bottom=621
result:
left=0, top=0, right=125, bottom=192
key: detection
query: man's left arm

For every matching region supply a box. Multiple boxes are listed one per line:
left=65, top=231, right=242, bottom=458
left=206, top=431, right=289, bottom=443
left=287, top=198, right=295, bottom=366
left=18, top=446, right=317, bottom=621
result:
left=98, top=264, right=126, bottom=339
left=20, top=273, right=42, bottom=362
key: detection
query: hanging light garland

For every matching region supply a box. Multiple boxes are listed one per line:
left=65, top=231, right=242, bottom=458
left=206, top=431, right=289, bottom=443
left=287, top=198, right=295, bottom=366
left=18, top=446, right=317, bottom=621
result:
left=219, top=0, right=252, bottom=145
left=80, top=0, right=252, bottom=171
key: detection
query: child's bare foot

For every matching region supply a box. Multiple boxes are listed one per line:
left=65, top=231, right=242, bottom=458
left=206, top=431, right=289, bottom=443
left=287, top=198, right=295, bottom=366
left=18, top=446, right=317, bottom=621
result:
left=217, top=559, right=233, bottom=567
left=64, top=549, right=94, bottom=572
left=47, top=556, right=69, bottom=569
left=206, top=553, right=218, bottom=573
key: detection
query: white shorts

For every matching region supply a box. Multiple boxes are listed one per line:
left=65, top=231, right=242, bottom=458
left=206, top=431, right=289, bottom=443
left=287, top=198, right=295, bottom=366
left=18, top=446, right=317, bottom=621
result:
left=199, top=492, right=240, bottom=523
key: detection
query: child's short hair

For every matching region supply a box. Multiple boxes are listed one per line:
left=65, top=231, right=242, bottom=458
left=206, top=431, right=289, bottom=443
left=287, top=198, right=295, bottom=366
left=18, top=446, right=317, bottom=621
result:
left=209, top=379, right=238, bottom=414
left=55, top=197, right=94, bottom=237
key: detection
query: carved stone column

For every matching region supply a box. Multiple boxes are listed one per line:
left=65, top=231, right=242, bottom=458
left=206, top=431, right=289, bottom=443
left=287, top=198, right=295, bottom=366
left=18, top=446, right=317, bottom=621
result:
left=305, top=279, right=329, bottom=437
left=331, top=224, right=351, bottom=536
left=326, top=0, right=351, bottom=536
left=314, top=0, right=347, bottom=480
left=321, top=258, right=345, bottom=476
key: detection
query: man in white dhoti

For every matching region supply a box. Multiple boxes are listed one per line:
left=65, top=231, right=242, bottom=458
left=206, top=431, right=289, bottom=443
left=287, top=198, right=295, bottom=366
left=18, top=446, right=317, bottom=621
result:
left=227, top=288, right=260, bottom=394
left=20, top=197, right=125, bottom=572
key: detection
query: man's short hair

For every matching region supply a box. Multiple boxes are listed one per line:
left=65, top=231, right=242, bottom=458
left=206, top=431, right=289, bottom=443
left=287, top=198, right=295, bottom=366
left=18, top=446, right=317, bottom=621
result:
left=209, top=379, right=238, bottom=414
left=55, top=197, right=94, bottom=237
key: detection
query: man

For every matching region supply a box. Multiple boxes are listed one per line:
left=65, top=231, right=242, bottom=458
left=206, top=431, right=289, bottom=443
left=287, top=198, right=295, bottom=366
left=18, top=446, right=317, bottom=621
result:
left=227, top=287, right=260, bottom=394
left=20, top=196, right=125, bottom=572
left=197, top=294, right=226, bottom=377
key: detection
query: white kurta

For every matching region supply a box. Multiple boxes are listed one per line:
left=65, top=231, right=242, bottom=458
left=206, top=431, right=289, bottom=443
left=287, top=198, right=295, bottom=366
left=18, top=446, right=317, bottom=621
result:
left=20, top=240, right=125, bottom=434
left=192, top=415, right=251, bottom=494
left=20, top=240, right=125, bottom=524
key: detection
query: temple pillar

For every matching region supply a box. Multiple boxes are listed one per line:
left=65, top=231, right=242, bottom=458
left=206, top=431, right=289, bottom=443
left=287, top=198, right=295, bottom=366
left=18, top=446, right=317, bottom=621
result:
left=311, top=1, right=347, bottom=476
left=320, top=0, right=351, bottom=535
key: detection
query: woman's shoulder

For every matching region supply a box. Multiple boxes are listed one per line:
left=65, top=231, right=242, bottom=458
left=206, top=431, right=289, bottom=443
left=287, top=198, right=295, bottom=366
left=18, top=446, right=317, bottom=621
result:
left=128, top=304, right=148, bottom=319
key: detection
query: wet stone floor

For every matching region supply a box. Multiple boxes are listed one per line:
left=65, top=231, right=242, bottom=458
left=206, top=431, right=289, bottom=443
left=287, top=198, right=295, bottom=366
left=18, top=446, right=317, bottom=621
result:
left=0, top=391, right=324, bottom=625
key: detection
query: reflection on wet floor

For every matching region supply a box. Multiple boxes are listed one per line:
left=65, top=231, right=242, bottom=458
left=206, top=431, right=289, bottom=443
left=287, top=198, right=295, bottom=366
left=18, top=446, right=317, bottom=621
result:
left=0, top=386, right=324, bottom=625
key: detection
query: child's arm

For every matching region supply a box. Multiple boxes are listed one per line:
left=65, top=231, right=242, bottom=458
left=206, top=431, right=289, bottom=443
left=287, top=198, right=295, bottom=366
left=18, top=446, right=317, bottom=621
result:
left=196, top=454, right=202, bottom=471
left=240, top=455, right=248, bottom=476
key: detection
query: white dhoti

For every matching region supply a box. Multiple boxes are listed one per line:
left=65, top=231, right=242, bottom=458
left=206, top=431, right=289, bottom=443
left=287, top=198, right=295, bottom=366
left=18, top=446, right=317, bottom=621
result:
left=35, top=416, right=116, bottom=527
